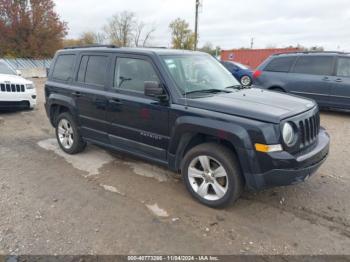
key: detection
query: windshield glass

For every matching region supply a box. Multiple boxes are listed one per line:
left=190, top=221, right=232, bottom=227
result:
left=0, top=62, right=15, bottom=75
left=162, top=54, right=240, bottom=95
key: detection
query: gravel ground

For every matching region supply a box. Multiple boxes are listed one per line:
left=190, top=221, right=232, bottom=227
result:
left=0, top=78, right=349, bottom=255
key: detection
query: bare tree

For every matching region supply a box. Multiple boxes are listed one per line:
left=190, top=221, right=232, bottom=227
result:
left=134, top=21, right=156, bottom=47
left=104, top=11, right=136, bottom=47
left=104, top=11, right=156, bottom=47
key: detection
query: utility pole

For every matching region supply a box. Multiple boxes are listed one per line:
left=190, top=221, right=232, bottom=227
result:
left=194, top=0, right=200, bottom=51
left=250, top=37, right=254, bottom=49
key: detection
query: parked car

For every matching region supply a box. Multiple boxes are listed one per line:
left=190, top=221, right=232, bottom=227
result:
left=253, top=51, right=350, bottom=110
left=0, top=61, right=36, bottom=110
left=45, top=46, right=329, bottom=207
left=221, top=60, right=253, bottom=86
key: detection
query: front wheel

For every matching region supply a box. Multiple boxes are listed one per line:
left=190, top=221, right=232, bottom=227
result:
left=182, top=143, right=244, bottom=208
left=55, top=112, right=86, bottom=154
left=240, top=75, right=252, bottom=86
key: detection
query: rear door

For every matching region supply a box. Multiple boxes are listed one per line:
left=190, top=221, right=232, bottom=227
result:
left=330, top=56, right=350, bottom=109
left=287, top=56, right=335, bottom=106
left=106, top=54, right=170, bottom=162
left=72, top=53, right=111, bottom=143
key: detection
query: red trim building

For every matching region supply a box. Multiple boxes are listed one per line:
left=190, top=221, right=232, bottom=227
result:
left=221, top=48, right=301, bottom=69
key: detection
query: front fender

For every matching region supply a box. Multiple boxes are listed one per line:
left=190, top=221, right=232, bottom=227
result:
left=169, top=116, right=253, bottom=155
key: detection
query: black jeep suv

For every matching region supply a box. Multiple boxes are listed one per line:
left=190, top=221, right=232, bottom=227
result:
left=45, top=45, right=330, bottom=207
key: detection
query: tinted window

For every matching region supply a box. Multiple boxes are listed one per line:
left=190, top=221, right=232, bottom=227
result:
left=52, top=54, right=75, bottom=81
left=114, top=58, right=159, bottom=92
left=84, top=56, right=108, bottom=86
left=293, top=56, right=334, bottom=75
left=264, top=56, right=296, bottom=72
left=337, top=58, right=350, bottom=77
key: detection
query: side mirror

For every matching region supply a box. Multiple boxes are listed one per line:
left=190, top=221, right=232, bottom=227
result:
left=16, top=70, right=22, bottom=76
left=144, top=81, right=168, bottom=100
left=46, top=67, right=50, bottom=77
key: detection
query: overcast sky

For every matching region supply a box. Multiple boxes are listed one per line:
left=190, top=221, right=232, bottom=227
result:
left=54, top=0, right=350, bottom=51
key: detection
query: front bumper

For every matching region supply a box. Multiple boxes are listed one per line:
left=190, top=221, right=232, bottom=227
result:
left=0, top=89, right=37, bottom=109
left=249, top=128, right=330, bottom=190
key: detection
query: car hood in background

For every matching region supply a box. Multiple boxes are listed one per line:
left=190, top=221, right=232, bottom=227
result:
left=0, top=74, right=32, bottom=84
left=186, top=88, right=316, bottom=123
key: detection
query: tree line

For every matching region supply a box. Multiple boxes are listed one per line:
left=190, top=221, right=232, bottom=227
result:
left=0, top=0, right=220, bottom=58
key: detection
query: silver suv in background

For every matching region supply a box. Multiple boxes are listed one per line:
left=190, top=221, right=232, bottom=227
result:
left=253, top=52, right=350, bottom=110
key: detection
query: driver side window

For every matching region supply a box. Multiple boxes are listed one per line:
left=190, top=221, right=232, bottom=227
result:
left=114, top=57, right=159, bottom=92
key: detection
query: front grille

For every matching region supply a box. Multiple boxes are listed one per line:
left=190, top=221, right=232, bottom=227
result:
left=298, top=111, right=320, bottom=149
left=0, top=83, right=25, bottom=92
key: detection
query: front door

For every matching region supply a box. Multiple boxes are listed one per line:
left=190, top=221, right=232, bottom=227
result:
left=106, top=55, right=170, bottom=161
left=330, top=56, right=350, bottom=109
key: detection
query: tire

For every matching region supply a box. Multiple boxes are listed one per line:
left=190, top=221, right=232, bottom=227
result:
left=55, top=112, right=86, bottom=154
left=181, top=143, right=244, bottom=208
left=240, top=75, right=252, bottom=86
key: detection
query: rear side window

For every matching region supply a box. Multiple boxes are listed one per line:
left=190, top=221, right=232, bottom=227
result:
left=264, top=56, right=296, bottom=72
left=337, top=57, right=350, bottom=77
left=84, top=56, right=109, bottom=86
left=293, top=56, right=334, bottom=75
left=52, top=54, right=75, bottom=81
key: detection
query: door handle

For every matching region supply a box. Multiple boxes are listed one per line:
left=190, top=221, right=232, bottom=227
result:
left=322, top=77, right=330, bottom=81
left=72, top=91, right=82, bottom=97
left=109, top=98, right=123, bottom=105
left=335, top=78, right=343, bottom=83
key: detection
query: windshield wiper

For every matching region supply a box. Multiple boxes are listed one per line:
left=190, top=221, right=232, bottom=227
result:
left=184, top=89, right=231, bottom=95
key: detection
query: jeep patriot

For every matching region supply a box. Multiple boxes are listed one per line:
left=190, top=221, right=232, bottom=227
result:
left=45, top=45, right=330, bottom=207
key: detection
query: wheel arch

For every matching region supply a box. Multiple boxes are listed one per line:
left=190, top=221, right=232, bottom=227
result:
left=170, top=118, right=254, bottom=175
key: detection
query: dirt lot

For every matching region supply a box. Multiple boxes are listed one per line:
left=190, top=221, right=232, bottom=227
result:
left=0, top=78, right=349, bottom=255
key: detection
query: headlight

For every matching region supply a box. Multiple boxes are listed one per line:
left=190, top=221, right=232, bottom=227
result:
left=282, top=122, right=296, bottom=146
left=26, top=84, right=35, bottom=89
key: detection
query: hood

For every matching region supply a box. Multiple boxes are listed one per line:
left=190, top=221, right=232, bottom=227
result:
left=0, top=74, right=32, bottom=85
left=186, top=88, right=316, bottom=123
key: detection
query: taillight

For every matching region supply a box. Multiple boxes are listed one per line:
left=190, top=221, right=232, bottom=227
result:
left=253, top=70, right=262, bottom=79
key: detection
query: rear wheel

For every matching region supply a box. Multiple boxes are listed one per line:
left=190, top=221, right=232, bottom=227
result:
left=182, top=143, right=243, bottom=208
left=55, top=112, right=86, bottom=154
left=240, top=75, right=252, bottom=86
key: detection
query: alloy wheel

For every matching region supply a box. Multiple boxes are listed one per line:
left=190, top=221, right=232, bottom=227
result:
left=188, top=155, right=229, bottom=201
left=57, top=118, right=74, bottom=149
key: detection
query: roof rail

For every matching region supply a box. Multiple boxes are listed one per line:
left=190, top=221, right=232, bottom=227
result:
left=63, top=44, right=119, bottom=49
left=273, top=51, right=350, bottom=56
left=143, top=46, right=168, bottom=49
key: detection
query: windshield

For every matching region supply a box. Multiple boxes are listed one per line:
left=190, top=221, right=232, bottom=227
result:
left=0, top=62, right=15, bottom=75
left=162, top=54, right=240, bottom=95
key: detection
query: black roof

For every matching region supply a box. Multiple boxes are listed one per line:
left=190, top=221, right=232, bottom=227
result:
left=59, top=45, right=204, bottom=56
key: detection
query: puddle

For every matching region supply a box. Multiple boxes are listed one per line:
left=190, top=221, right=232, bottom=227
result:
left=38, top=138, right=114, bottom=177
left=100, top=184, right=125, bottom=196
left=146, top=203, right=169, bottom=218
